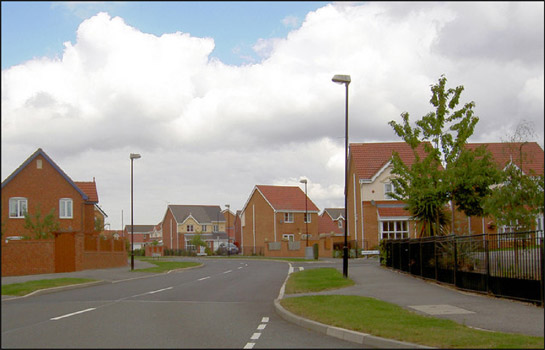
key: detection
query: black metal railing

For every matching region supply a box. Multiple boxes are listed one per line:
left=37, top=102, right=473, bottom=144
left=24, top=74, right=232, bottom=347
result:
left=381, top=231, right=544, bottom=305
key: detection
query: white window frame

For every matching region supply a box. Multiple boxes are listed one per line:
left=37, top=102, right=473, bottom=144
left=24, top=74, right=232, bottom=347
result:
left=201, top=225, right=207, bottom=232
left=9, top=197, right=28, bottom=218
left=185, top=240, right=196, bottom=251
left=303, top=213, right=311, bottom=223
left=284, top=213, right=294, bottom=223
left=380, top=220, right=408, bottom=240
left=282, top=234, right=294, bottom=242
left=338, top=220, right=343, bottom=228
left=59, top=198, right=73, bottom=219
left=187, top=224, right=194, bottom=232
left=213, top=224, right=219, bottom=232
left=384, top=183, right=395, bottom=200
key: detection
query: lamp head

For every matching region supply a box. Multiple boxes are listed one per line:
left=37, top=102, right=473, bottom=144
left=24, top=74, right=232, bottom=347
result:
left=300, top=179, right=307, bottom=184
left=332, top=74, right=351, bottom=85
left=130, top=153, right=141, bottom=160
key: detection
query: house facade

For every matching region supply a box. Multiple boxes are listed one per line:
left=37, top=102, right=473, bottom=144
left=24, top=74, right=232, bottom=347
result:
left=160, top=205, right=227, bottom=253
left=240, top=185, right=320, bottom=256
left=347, top=141, right=545, bottom=250
left=2, top=148, right=99, bottom=238
left=319, top=208, right=345, bottom=235
left=123, top=224, right=155, bottom=250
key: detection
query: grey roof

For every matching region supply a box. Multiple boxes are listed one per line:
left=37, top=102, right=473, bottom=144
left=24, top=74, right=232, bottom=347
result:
left=169, top=205, right=225, bottom=224
left=125, top=225, right=155, bottom=233
left=324, top=208, right=345, bottom=221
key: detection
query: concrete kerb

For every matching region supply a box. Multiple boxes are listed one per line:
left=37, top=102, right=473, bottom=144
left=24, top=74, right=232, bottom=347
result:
left=274, top=263, right=432, bottom=349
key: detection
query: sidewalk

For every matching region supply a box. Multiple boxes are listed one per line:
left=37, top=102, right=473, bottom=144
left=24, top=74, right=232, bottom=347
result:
left=282, top=258, right=544, bottom=338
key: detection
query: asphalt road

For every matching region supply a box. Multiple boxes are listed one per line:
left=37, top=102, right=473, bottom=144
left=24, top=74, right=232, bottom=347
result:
left=1, top=259, right=363, bottom=348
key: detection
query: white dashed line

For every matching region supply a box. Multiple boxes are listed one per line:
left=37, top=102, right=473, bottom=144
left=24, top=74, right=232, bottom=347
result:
left=223, top=270, right=232, bottom=274
left=198, top=276, right=210, bottom=281
left=51, top=308, right=96, bottom=321
left=238, top=267, right=243, bottom=269
left=250, top=333, right=261, bottom=340
left=261, top=317, right=269, bottom=323
left=257, top=324, right=266, bottom=330
left=147, top=287, right=172, bottom=294
left=243, top=343, right=255, bottom=349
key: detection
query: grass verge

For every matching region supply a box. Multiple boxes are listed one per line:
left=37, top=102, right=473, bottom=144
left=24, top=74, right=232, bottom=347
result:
left=280, top=295, right=543, bottom=348
left=134, top=258, right=201, bottom=273
left=285, top=268, right=355, bottom=294
left=1, top=278, right=96, bottom=296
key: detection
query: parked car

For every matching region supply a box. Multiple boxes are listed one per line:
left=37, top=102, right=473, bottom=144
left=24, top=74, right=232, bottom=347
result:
left=217, top=243, right=239, bottom=255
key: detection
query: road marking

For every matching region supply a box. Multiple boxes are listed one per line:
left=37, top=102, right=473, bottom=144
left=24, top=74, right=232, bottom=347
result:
left=223, top=270, right=232, bottom=274
left=261, top=317, right=269, bottom=323
left=148, top=287, right=172, bottom=294
left=238, top=267, right=243, bottom=269
left=243, top=343, right=255, bottom=349
left=288, top=266, right=294, bottom=274
left=257, top=324, right=266, bottom=330
left=51, top=308, right=96, bottom=321
left=198, top=276, right=210, bottom=281
left=299, top=267, right=304, bottom=271
left=250, top=333, right=261, bottom=340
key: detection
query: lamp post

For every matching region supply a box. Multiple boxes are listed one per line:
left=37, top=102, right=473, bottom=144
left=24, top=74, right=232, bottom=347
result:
left=130, top=153, right=141, bottom=271
left=300, top=179, right=309, bottom=247
left=332, top=74, right=350, bottom=278
left=225, top=204, right=230, bottom=257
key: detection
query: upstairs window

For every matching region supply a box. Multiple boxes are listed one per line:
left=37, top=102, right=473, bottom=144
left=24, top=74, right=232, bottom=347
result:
left=303, top=213, right=311, bottom=223
left=59, top=198, right=73, bottom=219
left=284, top=213, right=294, bottom=223
left=9, top=197, right=27, bottom=218
left=213, top=224, right=219, bottom=232
left=201, top=225, right=207, bottom=232
left=187, top=224, right=194, bottom=232
left=384, top=183, right=395, bottom=200
left=338, top=220, right=343, bottom=229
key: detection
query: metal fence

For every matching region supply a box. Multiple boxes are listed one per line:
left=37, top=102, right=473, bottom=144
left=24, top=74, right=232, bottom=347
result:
left=381, top=231, right=544, bottom=305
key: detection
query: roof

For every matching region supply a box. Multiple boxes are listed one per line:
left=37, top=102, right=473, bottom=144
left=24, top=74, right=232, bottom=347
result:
left=255, top=185, right=320, bottom=212
left=349, top=142, right=432, bottom=180
left=1, top=148, right=90, bottom=201
left=465, top=142, right=544, bottom=176
left=318, top=213, right=343, bottom=234
left=124, top=225, right=155, bottom=233
left=168, top=205, right=225, bottom=224
left=323, top=208, right=345, bottom=221
left=75, top=181, right=99, bottom=203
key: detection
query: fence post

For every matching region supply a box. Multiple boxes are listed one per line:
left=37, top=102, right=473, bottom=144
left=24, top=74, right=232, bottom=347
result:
left=453, top=237, right=457, bottom=287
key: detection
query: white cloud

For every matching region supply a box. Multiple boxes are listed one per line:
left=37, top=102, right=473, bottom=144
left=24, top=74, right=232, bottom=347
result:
left=2, top=3, right=543, bottom=230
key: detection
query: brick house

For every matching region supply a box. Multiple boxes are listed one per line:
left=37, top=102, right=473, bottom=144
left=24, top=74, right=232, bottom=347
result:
left=240, top=185, right=320, bottom=256
left=347, top=141, right=544, bottom=250
left=160, top=205, right=227, bottom=253
left=123, top=225, right=155, bottom=249
left=1, top=148, right=126, bottom=275
left=346, top=142, right=432, bottom=250
left=223, top=207, right=236, bottom=245
left=2, top=148, right=100, bottom=238
left=319, top=208, right=345, bottom=235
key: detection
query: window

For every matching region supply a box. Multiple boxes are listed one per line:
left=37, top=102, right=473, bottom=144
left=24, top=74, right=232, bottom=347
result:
left=282, top=234, right=294, bottom=242
left=59, top=198, right=73, bottom=219
left=384, top=183, right=395, bottom=200
left=213, top=224, right=219, bottom=232
left=338, top=220, right=343, bottom=229
left=284, top=213, right=293, bottom=223
left=303, top=213, right=311, bottom=223
left=186, top=241, right=196, bottom=251
left=381, top=220, right=408, bottom=240
left=187, top=225, right=194, bottom=232
left=9, top=198, right=27, bottom=218
left=201, top=225, right=207, bottom=232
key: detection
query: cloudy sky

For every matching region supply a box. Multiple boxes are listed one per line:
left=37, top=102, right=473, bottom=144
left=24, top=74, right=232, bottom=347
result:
left=2, top=2, right=543, bottom=231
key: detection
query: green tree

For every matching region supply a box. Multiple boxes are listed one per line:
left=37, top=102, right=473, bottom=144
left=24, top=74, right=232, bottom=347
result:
left=388, top=75, right=500, bottom=236
left=484, top=122, right=545, bottom=230
left=23, top=205, right=60, bottom=239
left=189, top=233, right=207, bottom=251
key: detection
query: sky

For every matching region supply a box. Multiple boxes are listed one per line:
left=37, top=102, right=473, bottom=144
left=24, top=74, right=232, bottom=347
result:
left=2, top=1, right=544, bottom=231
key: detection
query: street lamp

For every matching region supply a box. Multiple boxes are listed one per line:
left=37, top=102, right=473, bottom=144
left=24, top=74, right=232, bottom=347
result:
left=225, top=204, right=230, bottom=257
left=130, top=153, right=141, bottom=271
left=300, top=179, right=309, bottom=247
left=332, top=74, right=351, bottom=278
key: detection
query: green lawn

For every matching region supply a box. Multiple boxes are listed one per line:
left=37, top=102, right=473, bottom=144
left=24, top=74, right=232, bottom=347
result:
left=280, top=268, right=544, bottom=349
left=1, top=278, right=96, bottom=296
left=133, top=258, right=201, bottom=273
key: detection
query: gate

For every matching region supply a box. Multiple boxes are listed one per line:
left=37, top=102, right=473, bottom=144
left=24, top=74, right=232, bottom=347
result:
left=55, top=232, right=76, bottom=272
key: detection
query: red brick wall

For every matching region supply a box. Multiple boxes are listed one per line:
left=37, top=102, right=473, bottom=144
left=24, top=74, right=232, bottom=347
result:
left=242, top=190, right=275, bottom=253
left=145, top=245, right=164, bottom=257
left=161, top=209, right=178, bottom=250
left=264, top=236, right=344, bottom=258
left=1, top=239, right=55, bottom=276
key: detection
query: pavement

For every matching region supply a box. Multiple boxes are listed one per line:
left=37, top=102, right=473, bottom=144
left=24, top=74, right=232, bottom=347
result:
left=2, top=257, right=544, bottom=348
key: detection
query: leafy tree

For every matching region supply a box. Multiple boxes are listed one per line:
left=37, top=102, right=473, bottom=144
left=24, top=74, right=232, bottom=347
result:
left=388, top=75, right=500, bottom=236
left=23, top=205, right=60, bottom=239
left=94, top=216, right=104, bottom=233
left=189, top=232, right=207, bottom=251
left=484, top=121, right=545, bottom=231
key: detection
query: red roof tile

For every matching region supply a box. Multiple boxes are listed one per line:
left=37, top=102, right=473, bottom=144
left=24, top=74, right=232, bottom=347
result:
left=256, top=185, right=320, bottom=212
left=75, top=181, right=99, bottom=203
left=465, top=142, right=544, bottom=176
left=350, top=142, right=432, bottom=180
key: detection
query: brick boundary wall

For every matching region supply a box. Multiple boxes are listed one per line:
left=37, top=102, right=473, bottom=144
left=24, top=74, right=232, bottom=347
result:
left=1, top=239, right=56, bottom=276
